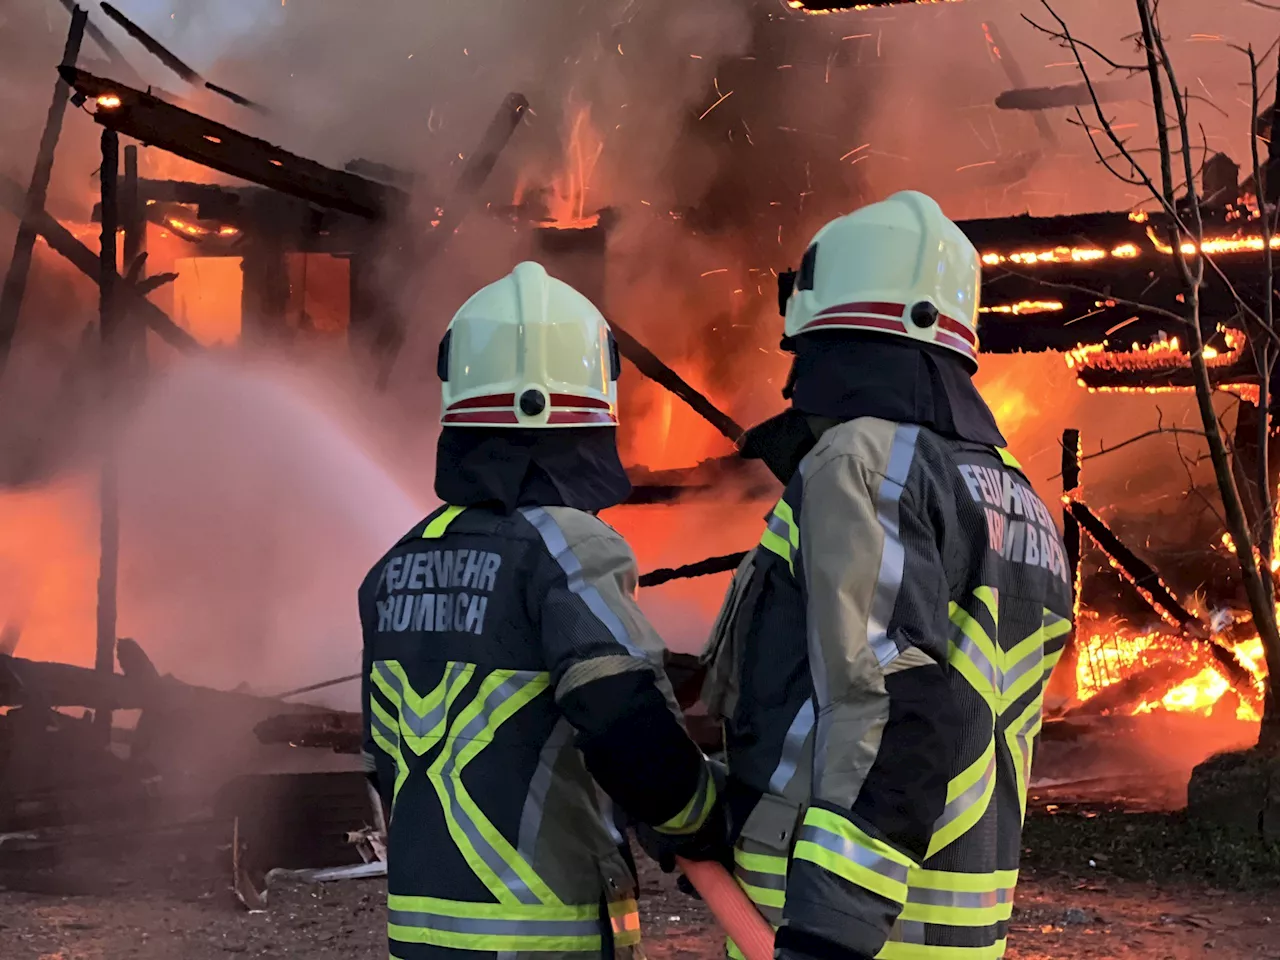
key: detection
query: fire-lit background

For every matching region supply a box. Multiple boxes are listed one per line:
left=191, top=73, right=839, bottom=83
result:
left=0, top=0, right=1273, bottom=768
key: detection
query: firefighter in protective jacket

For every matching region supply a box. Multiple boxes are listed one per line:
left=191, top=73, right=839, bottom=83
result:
left=359, top=262, right=723, bottom=960
left=695, top=192, right=1074, bottom=960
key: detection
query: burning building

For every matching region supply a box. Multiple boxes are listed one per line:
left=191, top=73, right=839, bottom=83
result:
left=0, top=0, right=1277, bottom=828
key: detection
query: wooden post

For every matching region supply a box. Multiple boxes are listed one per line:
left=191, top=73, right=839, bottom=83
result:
left=95, top=129, right=120, bottom=742
left=1057, top=428, right=1083, bottom=703
left=0, top=6, right=88, bottom=374
left=122, top=144, right=147, bottom=370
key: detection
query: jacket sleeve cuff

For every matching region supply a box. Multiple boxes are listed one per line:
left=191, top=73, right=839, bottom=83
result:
left=654, top=760, right=717, bottom=836
left=784, top=805, right=916, bottom=958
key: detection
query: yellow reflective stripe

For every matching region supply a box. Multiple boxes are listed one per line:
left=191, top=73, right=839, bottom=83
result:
left=374, top=663, right=450, bottom=756
left=389, top=896, right=597, bottom=920
left=878, top=939, right=1007, bottom=960
left=948, top=604, right=1000, bottom=676
left=388, top=924, right=600, bottom=953
left=736, top=876, right=785, bottom=909
left=910, top=869, right=1018, bottom=892
left=759, top=498, right=800, bottom=573
left=996, top=447, right=1022, bottom=471
left=733, top=848, right=788, bottom=875
left=898, top=899, right=1012, bottom=927
left=422, top=504, right=466, bottom=539
left=927, top=739, right=996, bottom=858
left=794, top=807, right=914, bottom=905
left=657, top=764, right=717, bottom=835
left=759, top=528, right=794, bottom=568
left=773, top=499, right=800, bottom=551
left=804, top=808, right=915, bottom=870
left=973, top=586, right=998, bottom=622
left=449, top=670, right=559, bottom=906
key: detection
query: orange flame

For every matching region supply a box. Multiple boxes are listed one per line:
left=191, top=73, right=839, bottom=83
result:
left=1074, top=621, right=1267, bottom=722
left=543, top=108, right=604, bottom=230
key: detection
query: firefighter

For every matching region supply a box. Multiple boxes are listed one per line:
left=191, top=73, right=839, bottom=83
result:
left=689, top=192, right=1074, bottom=960
left=359, top=261, right=725, bottom=960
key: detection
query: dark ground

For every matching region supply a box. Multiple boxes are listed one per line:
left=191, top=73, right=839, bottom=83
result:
left=2, top=820, right=1280, bottom=960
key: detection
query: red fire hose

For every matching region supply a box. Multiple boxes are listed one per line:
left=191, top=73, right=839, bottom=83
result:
left=675, top=857, right=775, bottom=960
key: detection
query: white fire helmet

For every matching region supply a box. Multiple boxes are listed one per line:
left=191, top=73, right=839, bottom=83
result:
left=782, top=191, right=982, bottom=368
left=438, top=261, right=620, bottom=428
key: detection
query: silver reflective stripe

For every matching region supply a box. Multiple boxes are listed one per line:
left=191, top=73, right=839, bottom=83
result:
left=934, top=750, right=997, bottom=835
left=954, top=629, right=1000, bottom=689
left=797, top=823, right=910, bottom=887
left=768, top=700, right=815, bottom=794
left=517, top=718, right=573, bottom=863
left=375, top=662, right=451, bottom=737
left=440, top=672, right=546, bottom=906
left=1013, top=705, right=1041, bottom=786
left=735, top=866, right=787, bottom=891
left=388, top=911, right=602, bottom=937
left=765, top=513, right=796, bottom=558
left=520, top=507, right=645, bottom=658
left=1001, top=644, right=1044, bottom=692
left=907, top=885, right=1014, bottom=908
left=889, top=918, right=1008, bottom=946
left=370, top=710, right=399, bottom=747
left=866, top=424, right=920, bottom=669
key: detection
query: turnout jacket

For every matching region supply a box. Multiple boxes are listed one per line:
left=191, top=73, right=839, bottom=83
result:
left=359, top=504, right=717, bottom=960
left=702, top=417, right=1073, bottom=960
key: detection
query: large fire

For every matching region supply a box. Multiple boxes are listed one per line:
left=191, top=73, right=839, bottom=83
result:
left=1074, top=617, right=1268, bottom=722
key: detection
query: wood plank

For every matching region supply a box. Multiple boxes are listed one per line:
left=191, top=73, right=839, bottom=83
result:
left=60, top=67, right=406, bottom=219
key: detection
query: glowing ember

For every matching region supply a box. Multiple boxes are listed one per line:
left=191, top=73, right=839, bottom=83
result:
left=1146, top=227, right=1280, bottom=257
left=981, top=244, right=1139, bottom=267
left=979, top=300, right=1064, bottom=316
left=96, top=94, right=122, bottom=109
left=166, top=217, right=208, bottom=238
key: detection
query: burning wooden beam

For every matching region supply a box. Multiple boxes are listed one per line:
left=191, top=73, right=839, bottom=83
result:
left=0, top=5, right=87, bottom=376
left=0, top=173, right=197, bottom=351
left=1064, top=498, right=1206, bottom=636
left=982, top=21, right=1056, bottom=146
left=996, top=80, right=1136, bottom=112
left=60, top=68, right=406, bottom=219
left=98, top=1, right=265, bottom=112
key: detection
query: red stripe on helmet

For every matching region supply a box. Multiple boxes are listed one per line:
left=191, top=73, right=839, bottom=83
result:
left=814, top=301, right=905, bottom=320
left=937, top=314, right=978, bottom=346
left=441, top=411, right=520, bottom=425
left=445, top=393, right=516, bottom=411
left=548, top=393, right=613, bottom=410
left=934, top=330, right=978, bottom=357
left=547, top=410, right=618, bottom=425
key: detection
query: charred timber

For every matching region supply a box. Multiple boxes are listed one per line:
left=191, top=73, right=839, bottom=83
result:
left=0, top=173, right=198, bottom=351
left=0, top=653, right=315, bottom=713
left=1064, top=499, right=1206, bottom=636
left=996, top=81, right=1136, bottom=112
left=98, top=2, right=263, bottom=112
left=60, top=68, right=405, bottom=219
